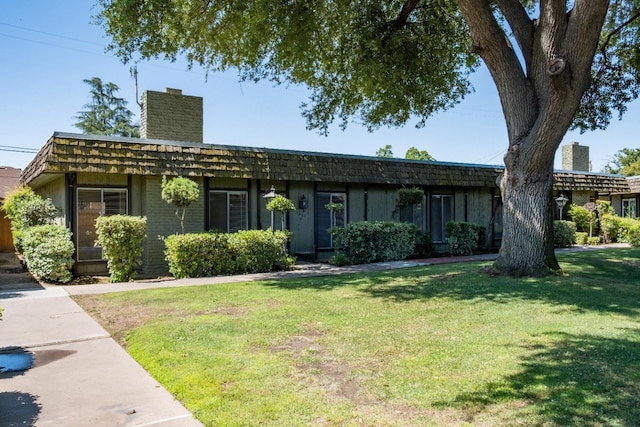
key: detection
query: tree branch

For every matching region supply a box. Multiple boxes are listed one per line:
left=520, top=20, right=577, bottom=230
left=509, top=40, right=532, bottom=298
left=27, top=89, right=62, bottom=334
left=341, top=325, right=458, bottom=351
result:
left=597, top=9, right=640, bottom=76
left=392, top=0, right=421, bottom=30
left=455, top=0, right=533, bottom=143
left=495, top=0, right=534, bottom=67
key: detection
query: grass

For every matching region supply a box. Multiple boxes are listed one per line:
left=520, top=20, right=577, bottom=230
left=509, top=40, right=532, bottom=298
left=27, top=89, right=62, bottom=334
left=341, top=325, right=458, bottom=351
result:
left=76, top=248, right=640, bottom=426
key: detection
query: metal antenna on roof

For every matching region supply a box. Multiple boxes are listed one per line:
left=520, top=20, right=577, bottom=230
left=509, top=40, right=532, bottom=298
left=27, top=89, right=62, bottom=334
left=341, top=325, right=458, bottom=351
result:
left=130, top=66, right=142, bottom=108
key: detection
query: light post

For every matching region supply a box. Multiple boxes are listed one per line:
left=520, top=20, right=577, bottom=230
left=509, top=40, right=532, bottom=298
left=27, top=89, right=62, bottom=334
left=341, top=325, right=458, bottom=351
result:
left=263, top=185, right=277, bottom=230
left=555, top=193, right=568, bottom=219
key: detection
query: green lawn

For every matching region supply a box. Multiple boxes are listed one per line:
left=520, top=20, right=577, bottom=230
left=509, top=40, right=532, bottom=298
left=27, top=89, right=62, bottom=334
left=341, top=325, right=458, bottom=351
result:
left=76, top=248, right=640, bottom=426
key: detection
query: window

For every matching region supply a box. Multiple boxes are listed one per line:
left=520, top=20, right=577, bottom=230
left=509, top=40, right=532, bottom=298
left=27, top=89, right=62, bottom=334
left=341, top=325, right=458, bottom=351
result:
left=317, top=192, right=346, bottom=249
left=400, top=200, right=425, bottom=230
left=209, top=191, right=248, bottom=233
left=77, top=189, right=127, bottom=261
left=623, top=198, right=637, bottom=218
left=430, top=194, right=453, bottom=243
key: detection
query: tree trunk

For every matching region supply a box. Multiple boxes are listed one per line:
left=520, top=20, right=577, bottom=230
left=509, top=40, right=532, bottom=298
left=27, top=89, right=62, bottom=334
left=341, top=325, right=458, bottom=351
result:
left=493, top=137, right=559, bottom=276
left=456, top=0, right=609, bottom=276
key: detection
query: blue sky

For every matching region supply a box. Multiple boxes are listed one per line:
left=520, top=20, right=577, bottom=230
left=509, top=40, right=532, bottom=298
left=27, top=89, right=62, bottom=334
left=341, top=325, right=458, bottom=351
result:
left=1, top=1, right=637, bottom=172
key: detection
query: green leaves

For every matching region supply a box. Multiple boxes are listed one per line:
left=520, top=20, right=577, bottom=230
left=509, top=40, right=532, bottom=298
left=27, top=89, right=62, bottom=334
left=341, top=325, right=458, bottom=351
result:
left=97, top=0, right=475, bottom=134
left=161, top=176, right=200, bottom=233
left=23, top=225, right=74, bottom=283
left=95, top=215, right=147, bottom=282
left=164, top=230, right=293, bottom=278
left=74, top=77, right=139, bottom=137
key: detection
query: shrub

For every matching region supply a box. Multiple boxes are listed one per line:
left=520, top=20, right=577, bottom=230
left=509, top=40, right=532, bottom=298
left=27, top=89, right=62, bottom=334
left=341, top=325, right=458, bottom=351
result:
left=575, top=232, right=588, bottom=245
left=567, top=204, right=596, bottom=234
left=553, top=220, right=577, bottom=248
left=414, top=230, right=433, bottom=258
left=617, top=217, right=640, bottom=243
left=328, top=221, right=418, bottom=266
left=22, top=225, right=74, bottom=283
left=164, top=230, right=292, bottom=278
left=599, top=214, right=621, bottom=243
left=161, top=176, right=199, bottom=233
left=627, top=223, right=640, bottom=247
left=2, top=186, right=57, bottom=252
left=266, top=195, right=296, bottom=231
left=445, top=221, right=486, bottom=255
left=587, top=236, right=601, bottom=246
left=596, top=200, right=615, bottom=216
left=95, top=215, right=147, bottom=283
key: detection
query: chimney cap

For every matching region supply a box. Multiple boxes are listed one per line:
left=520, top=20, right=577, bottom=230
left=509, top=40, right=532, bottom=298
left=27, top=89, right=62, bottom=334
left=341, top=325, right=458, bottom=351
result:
left=165, top=88, right=182, bottom=95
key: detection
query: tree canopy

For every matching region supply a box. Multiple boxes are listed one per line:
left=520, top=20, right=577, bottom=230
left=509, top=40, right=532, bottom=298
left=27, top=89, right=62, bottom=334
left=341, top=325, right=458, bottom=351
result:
left=376, top=144, right=435, bottom=160
left=96, top=1, right=640, bottom=276
left=74, top=77, right=139, bottom=137
left=604, top=148, right=640, bottom=176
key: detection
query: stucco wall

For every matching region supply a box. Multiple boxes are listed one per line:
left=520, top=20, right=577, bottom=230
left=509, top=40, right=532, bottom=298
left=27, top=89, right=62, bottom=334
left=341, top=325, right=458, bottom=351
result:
left=35, top=175, right=66, bottom=226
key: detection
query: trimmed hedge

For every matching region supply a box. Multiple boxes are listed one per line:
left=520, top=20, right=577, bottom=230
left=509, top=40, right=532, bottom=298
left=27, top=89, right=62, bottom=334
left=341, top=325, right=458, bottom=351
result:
left=95, top=215, right=147, bottom=283
left=575, top=232, right=588, bottom=245
left=553, top=220, right=577, bottom=248
left=164, top=230, right=294, bottom=278
left=22, top=225, right=74, bottom=283
left=445, top=221, right=486, bottom=256
left=329, top=221, right=418, bottom=265
left=627, top=223, right=640, bottom=247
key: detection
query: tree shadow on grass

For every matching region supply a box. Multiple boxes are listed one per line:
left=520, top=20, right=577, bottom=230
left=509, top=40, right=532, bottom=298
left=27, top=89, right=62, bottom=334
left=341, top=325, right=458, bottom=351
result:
left=436, top=331, right=640, bottom=426
left=0, top=391, right=41, bottom=426
left=263, top=248, right=640, bottom=316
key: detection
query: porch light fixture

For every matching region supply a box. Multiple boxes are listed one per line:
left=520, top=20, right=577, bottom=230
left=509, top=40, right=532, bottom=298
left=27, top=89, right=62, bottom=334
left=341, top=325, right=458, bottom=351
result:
left=263, top=185, right=277, bottom=230
left=298, top=195, right=308, bottom=210
left=555, top=193, right=568, bottom=218
left=263, top=185, right=277, bottom=200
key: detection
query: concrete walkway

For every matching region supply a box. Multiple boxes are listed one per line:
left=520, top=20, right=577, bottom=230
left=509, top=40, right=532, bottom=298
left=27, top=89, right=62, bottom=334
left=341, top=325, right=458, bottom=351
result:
left=0, top=243, right=629, bottom=425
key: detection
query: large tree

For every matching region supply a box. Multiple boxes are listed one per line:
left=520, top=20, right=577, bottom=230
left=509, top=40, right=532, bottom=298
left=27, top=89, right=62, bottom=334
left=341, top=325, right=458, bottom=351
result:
left=75, top=77, right=139, bottom=137
left=604, top=148, right=640, bottom=176
left=96, top=1, right=640, bottom=276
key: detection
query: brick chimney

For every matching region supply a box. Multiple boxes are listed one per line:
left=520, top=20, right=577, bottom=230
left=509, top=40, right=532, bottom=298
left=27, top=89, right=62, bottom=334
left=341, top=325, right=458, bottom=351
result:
left=140, top=88, right=203, bottom=143
left=561, top=142, right=590, bottom=171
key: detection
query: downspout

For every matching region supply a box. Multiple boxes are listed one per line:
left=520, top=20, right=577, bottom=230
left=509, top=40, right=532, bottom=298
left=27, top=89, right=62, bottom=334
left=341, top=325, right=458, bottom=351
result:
left=364, top=186, right=368, bottom=221
left=66, top=173, right=77, bottom=274
left=257, top=179, right=262, bottom=229
left=464, top=189, right=468, bottom=222
left=204, top=177, right=210, bottom=230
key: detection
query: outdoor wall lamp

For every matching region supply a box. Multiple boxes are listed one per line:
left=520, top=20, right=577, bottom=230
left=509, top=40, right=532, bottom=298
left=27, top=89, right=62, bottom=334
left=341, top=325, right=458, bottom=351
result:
left=555, top=193, right=568, bottom=218
left=263, top=185, right=277, bottom=229
left=298, top=194, right=308, bottom=210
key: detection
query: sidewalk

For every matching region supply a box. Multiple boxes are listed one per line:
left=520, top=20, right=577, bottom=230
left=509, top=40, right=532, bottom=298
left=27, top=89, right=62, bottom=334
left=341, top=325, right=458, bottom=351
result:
left=0, top=286, right=202, bottom=426
left=0, top=243, right=628, bottom=425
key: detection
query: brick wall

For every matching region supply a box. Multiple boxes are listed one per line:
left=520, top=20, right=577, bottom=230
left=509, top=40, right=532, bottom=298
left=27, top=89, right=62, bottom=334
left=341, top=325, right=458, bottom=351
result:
left=561, top=142, right=590, bottom=172
left=140, top=88, right=203, bottom=143
left=142, top=175, right=206, bottom=275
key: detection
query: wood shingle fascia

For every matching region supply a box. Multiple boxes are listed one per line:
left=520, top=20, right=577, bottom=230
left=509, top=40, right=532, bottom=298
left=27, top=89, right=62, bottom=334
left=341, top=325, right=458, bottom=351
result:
left=20, top=133, right=627, bottom=194
left=553, top=171, right=630, bottom=193
left=626, top=176, right=640, bottom=193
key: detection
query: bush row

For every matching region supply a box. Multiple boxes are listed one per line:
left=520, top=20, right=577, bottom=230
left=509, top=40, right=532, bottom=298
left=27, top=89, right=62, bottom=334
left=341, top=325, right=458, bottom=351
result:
left=164, top=230, right=294, bottom=278
left=328, top=221, right=418, bottom=266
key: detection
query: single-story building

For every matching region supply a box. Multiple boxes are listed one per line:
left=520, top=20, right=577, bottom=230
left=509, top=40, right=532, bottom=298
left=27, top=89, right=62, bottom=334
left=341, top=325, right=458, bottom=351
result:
left=19, top=89, right=636, bottom=276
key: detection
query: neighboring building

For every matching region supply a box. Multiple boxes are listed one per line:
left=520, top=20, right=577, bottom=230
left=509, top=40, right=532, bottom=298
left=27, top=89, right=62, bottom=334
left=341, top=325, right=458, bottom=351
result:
left=19, top=89, right=634, bottom=276
left=0, top=166, right=22, bottom=252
